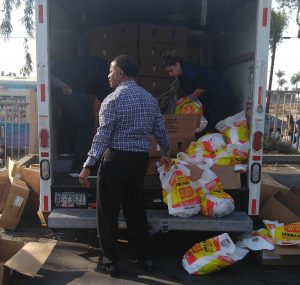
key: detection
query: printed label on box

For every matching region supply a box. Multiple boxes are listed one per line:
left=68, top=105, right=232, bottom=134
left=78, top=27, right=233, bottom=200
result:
left=14, top=195, right=24, bottom=207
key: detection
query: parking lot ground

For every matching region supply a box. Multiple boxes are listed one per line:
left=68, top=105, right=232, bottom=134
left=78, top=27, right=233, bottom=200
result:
left=1, top=163, right=300, bottom=285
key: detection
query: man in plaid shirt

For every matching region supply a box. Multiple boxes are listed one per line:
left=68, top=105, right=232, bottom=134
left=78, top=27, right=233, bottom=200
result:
left=79, top=55, right=170, bottom=277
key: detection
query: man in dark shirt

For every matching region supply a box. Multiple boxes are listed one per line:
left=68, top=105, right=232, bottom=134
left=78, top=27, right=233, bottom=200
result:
left=51, top=56, right=111, bottom=176
left=163, top=56, right=237, bottom=134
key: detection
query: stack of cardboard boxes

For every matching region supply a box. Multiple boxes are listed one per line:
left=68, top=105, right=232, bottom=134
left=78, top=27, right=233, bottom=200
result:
left=0, top=155, right=40, bottom=231
left=88, top=23, right=196, bottom=97
left=88, top=24, right=139, bottom=64
left=138, top=24, right=187, bottom=96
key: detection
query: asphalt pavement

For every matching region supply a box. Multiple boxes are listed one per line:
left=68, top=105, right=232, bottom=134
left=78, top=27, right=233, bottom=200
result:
left=2, top=162, right=300, bottom=285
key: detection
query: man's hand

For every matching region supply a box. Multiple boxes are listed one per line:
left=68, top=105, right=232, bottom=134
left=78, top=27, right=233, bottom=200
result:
left=160, top=156, right=171, bottom=172
left=79, top=167, right=91, bottom=187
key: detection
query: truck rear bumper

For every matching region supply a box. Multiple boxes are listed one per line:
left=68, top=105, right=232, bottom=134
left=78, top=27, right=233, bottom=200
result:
left=48, top=209, right=253, bottom=233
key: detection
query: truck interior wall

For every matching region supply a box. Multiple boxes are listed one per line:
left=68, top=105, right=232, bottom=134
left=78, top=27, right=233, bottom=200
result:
left=211, top=1, right=257, bottom=110
left=213, top=1, right=257, bottom=64
left=223, top=62, right=255, bottom=110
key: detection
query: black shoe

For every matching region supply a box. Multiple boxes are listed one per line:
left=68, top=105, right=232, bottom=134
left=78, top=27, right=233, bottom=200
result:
left=131, top=256, right=155, bottom=272
left=96, top=262, right=119, bottom=277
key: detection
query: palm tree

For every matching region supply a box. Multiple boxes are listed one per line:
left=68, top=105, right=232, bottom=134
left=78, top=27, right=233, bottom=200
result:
left=278, top=78, right=287, bottom=90
left=266, top=9, right=289, bottom=113
left=290, top=72, right=300, bottom=90
left=276, top=70, right=287, bottom=90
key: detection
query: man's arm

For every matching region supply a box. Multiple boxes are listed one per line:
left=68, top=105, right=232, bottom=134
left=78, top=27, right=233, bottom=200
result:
left=79, top=97, right=116, bottom=185
left=152, top=103, right=171, bottom=170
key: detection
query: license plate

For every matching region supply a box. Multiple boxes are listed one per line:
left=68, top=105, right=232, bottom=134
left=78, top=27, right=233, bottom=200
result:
left=54, top=192, right=87, bottom=208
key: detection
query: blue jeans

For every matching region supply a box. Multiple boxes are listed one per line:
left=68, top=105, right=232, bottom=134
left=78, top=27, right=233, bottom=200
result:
left=54, top=87, right=94, bottom=171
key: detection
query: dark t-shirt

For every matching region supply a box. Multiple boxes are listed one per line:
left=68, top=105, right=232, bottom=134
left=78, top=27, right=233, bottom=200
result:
left=178, top=63, right=236, bottom=117
left=51, top=56, right=111, bottom=101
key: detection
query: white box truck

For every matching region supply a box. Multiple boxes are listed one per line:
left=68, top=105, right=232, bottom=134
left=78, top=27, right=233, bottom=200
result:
left=35, top=0, right=271, bottom=232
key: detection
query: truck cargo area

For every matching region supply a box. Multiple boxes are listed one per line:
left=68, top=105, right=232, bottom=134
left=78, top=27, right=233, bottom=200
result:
left=45, top=0, right=265, bottom=231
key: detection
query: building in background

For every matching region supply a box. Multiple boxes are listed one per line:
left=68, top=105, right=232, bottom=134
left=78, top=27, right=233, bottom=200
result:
left=0, top=77, right=37, bottom=163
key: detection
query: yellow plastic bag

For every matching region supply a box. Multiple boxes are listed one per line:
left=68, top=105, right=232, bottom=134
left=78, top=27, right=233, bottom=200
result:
left=215, top=111, right=249, bottom=144
left=182, top=233, right=249, bottom=275
left=159, top=165, right=201, bottom=217
left=264, top=220, right=300, bottom=245
left=201, top=191, right=235, bottom=217
left=175, top=96, right=203, bottom=115
left=237, top=228, right=274, bottom=251
left=185, top=141, right=215, bottom=159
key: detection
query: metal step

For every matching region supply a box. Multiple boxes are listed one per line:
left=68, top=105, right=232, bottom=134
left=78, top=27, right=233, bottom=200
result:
left=48, top=209, right=253, bottom=233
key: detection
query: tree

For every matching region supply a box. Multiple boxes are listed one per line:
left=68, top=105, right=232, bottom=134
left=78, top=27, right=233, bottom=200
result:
left=276, top=70, right=287, bottom=90
left=277, top=0, right=300, bottom=30
left=0, top=0, right=34, bottom=76
left=290, top=72, right=300, bottom=90
left=266, top=9, right=289, bottom=113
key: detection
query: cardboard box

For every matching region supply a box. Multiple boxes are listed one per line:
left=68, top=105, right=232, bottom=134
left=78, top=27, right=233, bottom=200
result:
left=150, top=133, right=195, bottom=157
left=89, top=24, right=138, bottom=43
left=184, top=164, right=241, bottom=189
left=139, top=24, right=188, bottom=44
left=21, top=166, right=40, bottom=196
left=139, top=42, right=187, bottom=59
left=21, top=166, right=40, bottom=218
left=8, top=158, right=18, bottom=183
left=17, top=154, right=39, bottom=167
left=211, top=165, right=241, bottom=189
left=138, top=59, right=165, bottom=77
left=89, top=41, right=138, bottom=64
left=260, top=190, right=300, bottom=224
left=261, top=245, right=300, bottom=265
left=139, top=76, right=172, bottom=97
left=260, top=173, right=289, bottom=207
left=139, top=42, right=187, bottom=77
left=0, top=239, right=56, bottom=285
left=0, top=169, right=10, bottom=213
left=0, top=179, right=29, bottom=230
left=163, top=114, right=201, bottom=134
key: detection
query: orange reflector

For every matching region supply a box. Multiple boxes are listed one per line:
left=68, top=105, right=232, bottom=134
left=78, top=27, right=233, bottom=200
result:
left=253, top=131, right=263, bottom=151
left=40, top=129, right=49, bottom=149
left=251, top=199, right=257, bottom=215
left=44, top=196, right=49, bottom=212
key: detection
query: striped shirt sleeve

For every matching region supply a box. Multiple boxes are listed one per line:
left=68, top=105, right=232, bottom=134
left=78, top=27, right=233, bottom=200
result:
left=152, top=103, right=169, bottom=156
left=84, top=97, right=117, bottom=167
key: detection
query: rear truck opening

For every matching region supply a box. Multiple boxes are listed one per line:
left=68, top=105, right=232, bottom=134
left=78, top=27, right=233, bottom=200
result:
left=35, top=0, right=271, bottom=232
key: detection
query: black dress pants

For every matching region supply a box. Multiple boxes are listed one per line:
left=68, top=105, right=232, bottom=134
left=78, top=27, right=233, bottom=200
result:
left=96, top=148, right=151, bottom=262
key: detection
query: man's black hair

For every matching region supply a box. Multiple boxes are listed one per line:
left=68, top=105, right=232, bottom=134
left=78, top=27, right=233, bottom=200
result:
left=163, top=56, right=182, bottom=68
left=113, top=55, right=138, bottom=77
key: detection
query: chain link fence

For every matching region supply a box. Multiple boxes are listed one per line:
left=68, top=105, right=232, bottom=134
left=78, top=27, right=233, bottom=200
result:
left=0, top=102, right=30, bottom=166
left=264, top=90, right=300, bottom=153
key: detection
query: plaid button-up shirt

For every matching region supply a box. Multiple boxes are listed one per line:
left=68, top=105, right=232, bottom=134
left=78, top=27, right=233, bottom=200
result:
left=84, top=80, right=169, bottom=168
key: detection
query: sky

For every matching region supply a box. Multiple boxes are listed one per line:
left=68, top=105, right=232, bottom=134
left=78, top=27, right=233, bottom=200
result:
left=0, top=3, right=300, bottom=88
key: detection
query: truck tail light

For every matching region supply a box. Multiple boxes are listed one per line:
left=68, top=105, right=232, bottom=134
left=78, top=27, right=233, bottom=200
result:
left=250, top=163, right=261, bottom=184
left=253, top=131, right=263, bottom=151
left=40, top=159, right=50, bottom=180
left=40, top=129, right=49, bottom=149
